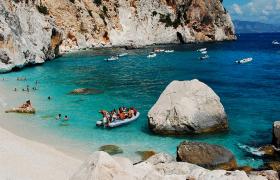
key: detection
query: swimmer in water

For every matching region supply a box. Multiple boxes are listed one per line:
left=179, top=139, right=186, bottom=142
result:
left=64, top=115, right=69, bottom=121
left=56, top=114, right=62, bottom=120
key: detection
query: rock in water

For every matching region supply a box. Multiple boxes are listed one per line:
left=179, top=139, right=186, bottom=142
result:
left=148, top=79, right=228, bottom=135
left=177, top=141, right=237, bottom=170
left=5, top=107, right=36, bottom=114
left=258, top=145, right=276, bottom=156
left=265, top=161, right=280, bottom=171
left=273, top=121, right=280, bottom=148
left=136, top=150, right=156, bottom=161
left=99, top=145, right=123, bottom=155
left=69, top=88, right=103, bottom=95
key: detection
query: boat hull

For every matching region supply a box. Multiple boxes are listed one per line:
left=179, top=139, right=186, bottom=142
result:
left=96, top=112, right=140, bottom=128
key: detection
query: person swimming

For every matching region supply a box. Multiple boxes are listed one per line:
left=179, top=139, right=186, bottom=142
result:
left=64, top=115, right=69, bottom=121
left=56, top=114, right=62, bottom=120
left=48, top=96, right=51, bottom=100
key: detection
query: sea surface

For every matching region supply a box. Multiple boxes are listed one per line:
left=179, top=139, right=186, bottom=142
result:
left=1, top=33, right=280, bottom=167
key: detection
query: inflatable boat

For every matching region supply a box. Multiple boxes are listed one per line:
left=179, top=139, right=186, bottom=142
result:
left=96, top=112, right=140, bottom=128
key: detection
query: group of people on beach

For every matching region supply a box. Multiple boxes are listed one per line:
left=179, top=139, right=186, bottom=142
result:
left=99, top=107, right=137, bottom=124
left=16, top=77, right=27, bottom=81
left=14, top=79, right=39, bottom=92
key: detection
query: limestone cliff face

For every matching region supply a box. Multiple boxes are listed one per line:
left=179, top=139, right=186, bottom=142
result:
left=0, top=0, right=235, bottom=72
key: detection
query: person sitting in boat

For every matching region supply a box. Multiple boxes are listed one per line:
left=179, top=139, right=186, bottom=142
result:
left=119, top=111, right=126, bottom=120
left=100, top=110, right=110, bottom=125
left=128, top=108, right=134, bottom=118
left=130, top=107, right=137, bottom=116
left=112, top=109, right=117, bottom=121
left=118, top=107, right=123, bottom=114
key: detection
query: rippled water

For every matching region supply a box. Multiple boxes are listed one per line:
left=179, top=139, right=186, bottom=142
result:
left=1, top=33, right=280, bottom=167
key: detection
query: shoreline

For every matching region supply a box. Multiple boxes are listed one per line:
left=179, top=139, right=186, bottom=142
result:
left=0, top=40, right=237, bottom=74
left=0, top=81, right=83, bottom=179
left=0, top=80, right=92, bottom=160
left=0, top=119, right=82, bottom=180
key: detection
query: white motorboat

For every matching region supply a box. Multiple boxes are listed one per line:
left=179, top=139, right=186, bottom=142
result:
left=105, top=56, right=119, bottom=61
left=236, top=57, right=253, bottom=64
left=200, top=55, right=209, bottom=60
left=154, top=49, right=165, bottom=52
left=272, top=40, right=280, bottom=45
left=147, top=52, right=157, bottom=58
left=118, top=53, right=128, bottom=57
left=201, top=51, right=207, bottom=54
left=164, top=50, right=174, bottom=53
left=197, top=48, right=207, bottom=52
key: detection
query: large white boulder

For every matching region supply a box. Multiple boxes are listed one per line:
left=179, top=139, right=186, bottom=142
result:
left=148, top=79, right=228, bottom=135
left=71, top=151, right=277, bottom=180
left=70, top=151, right=137, bottom=180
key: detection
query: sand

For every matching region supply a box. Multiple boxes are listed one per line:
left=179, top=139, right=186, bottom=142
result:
left=0, top=81, right=82, bottom=179
left=0, top=126, right=82, bottom=180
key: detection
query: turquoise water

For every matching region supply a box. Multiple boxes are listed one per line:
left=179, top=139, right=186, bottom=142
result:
left=1, top=33, right=280, bottom=167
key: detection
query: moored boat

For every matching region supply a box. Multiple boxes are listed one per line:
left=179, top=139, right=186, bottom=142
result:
left=154, top=48, right=165, bottom=52
left=200, top=55, right=209, bottom=60
left=105, top=56, right=119, bottom=61
left=147, top=52, right=157, bottom=58
left=236, top=57, right=253, bottom=64
left=272, top=40, right=280, bottom=45
left=201, top=51, right=207, bottom=54
left=118, top=53, right=128, bottom=57
left=164, top=50, right=174, bottom=53
left=197, top=48, right=207, bottom=52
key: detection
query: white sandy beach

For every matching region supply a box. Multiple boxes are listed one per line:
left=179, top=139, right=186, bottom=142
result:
left=0, top=81, right=82, bottom=180
left=0, top=126, right=82, bottom=180
left=0, top=122, right=82, bottom=180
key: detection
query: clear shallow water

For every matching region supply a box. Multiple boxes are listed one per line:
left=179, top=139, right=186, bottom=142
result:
left=1, top=33, right=280, bottom=167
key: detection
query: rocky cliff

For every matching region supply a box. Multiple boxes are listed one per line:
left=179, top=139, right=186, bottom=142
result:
left=0, top=0, right=236, bottom=72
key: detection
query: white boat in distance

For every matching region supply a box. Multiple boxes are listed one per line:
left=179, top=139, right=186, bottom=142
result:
left=201, top=51, right=207, bottom=54
left=200, top=55, right=209, bottom=60
left=96, top=112, right=140, bottom=128
left=147, top=52, right=157, bottom=58
left=118, top=53, right=128, bottom=57
left=197, top=48, right=207, bottom=52
left=165, top=50, right=174, bottom=53
left=105, top=56, right=119, bottom=61
left=272, top=40, right=280, bottom=45
left=236, top=57, right=253, bottom=64
left=154, top=49, right=165, bottom=52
